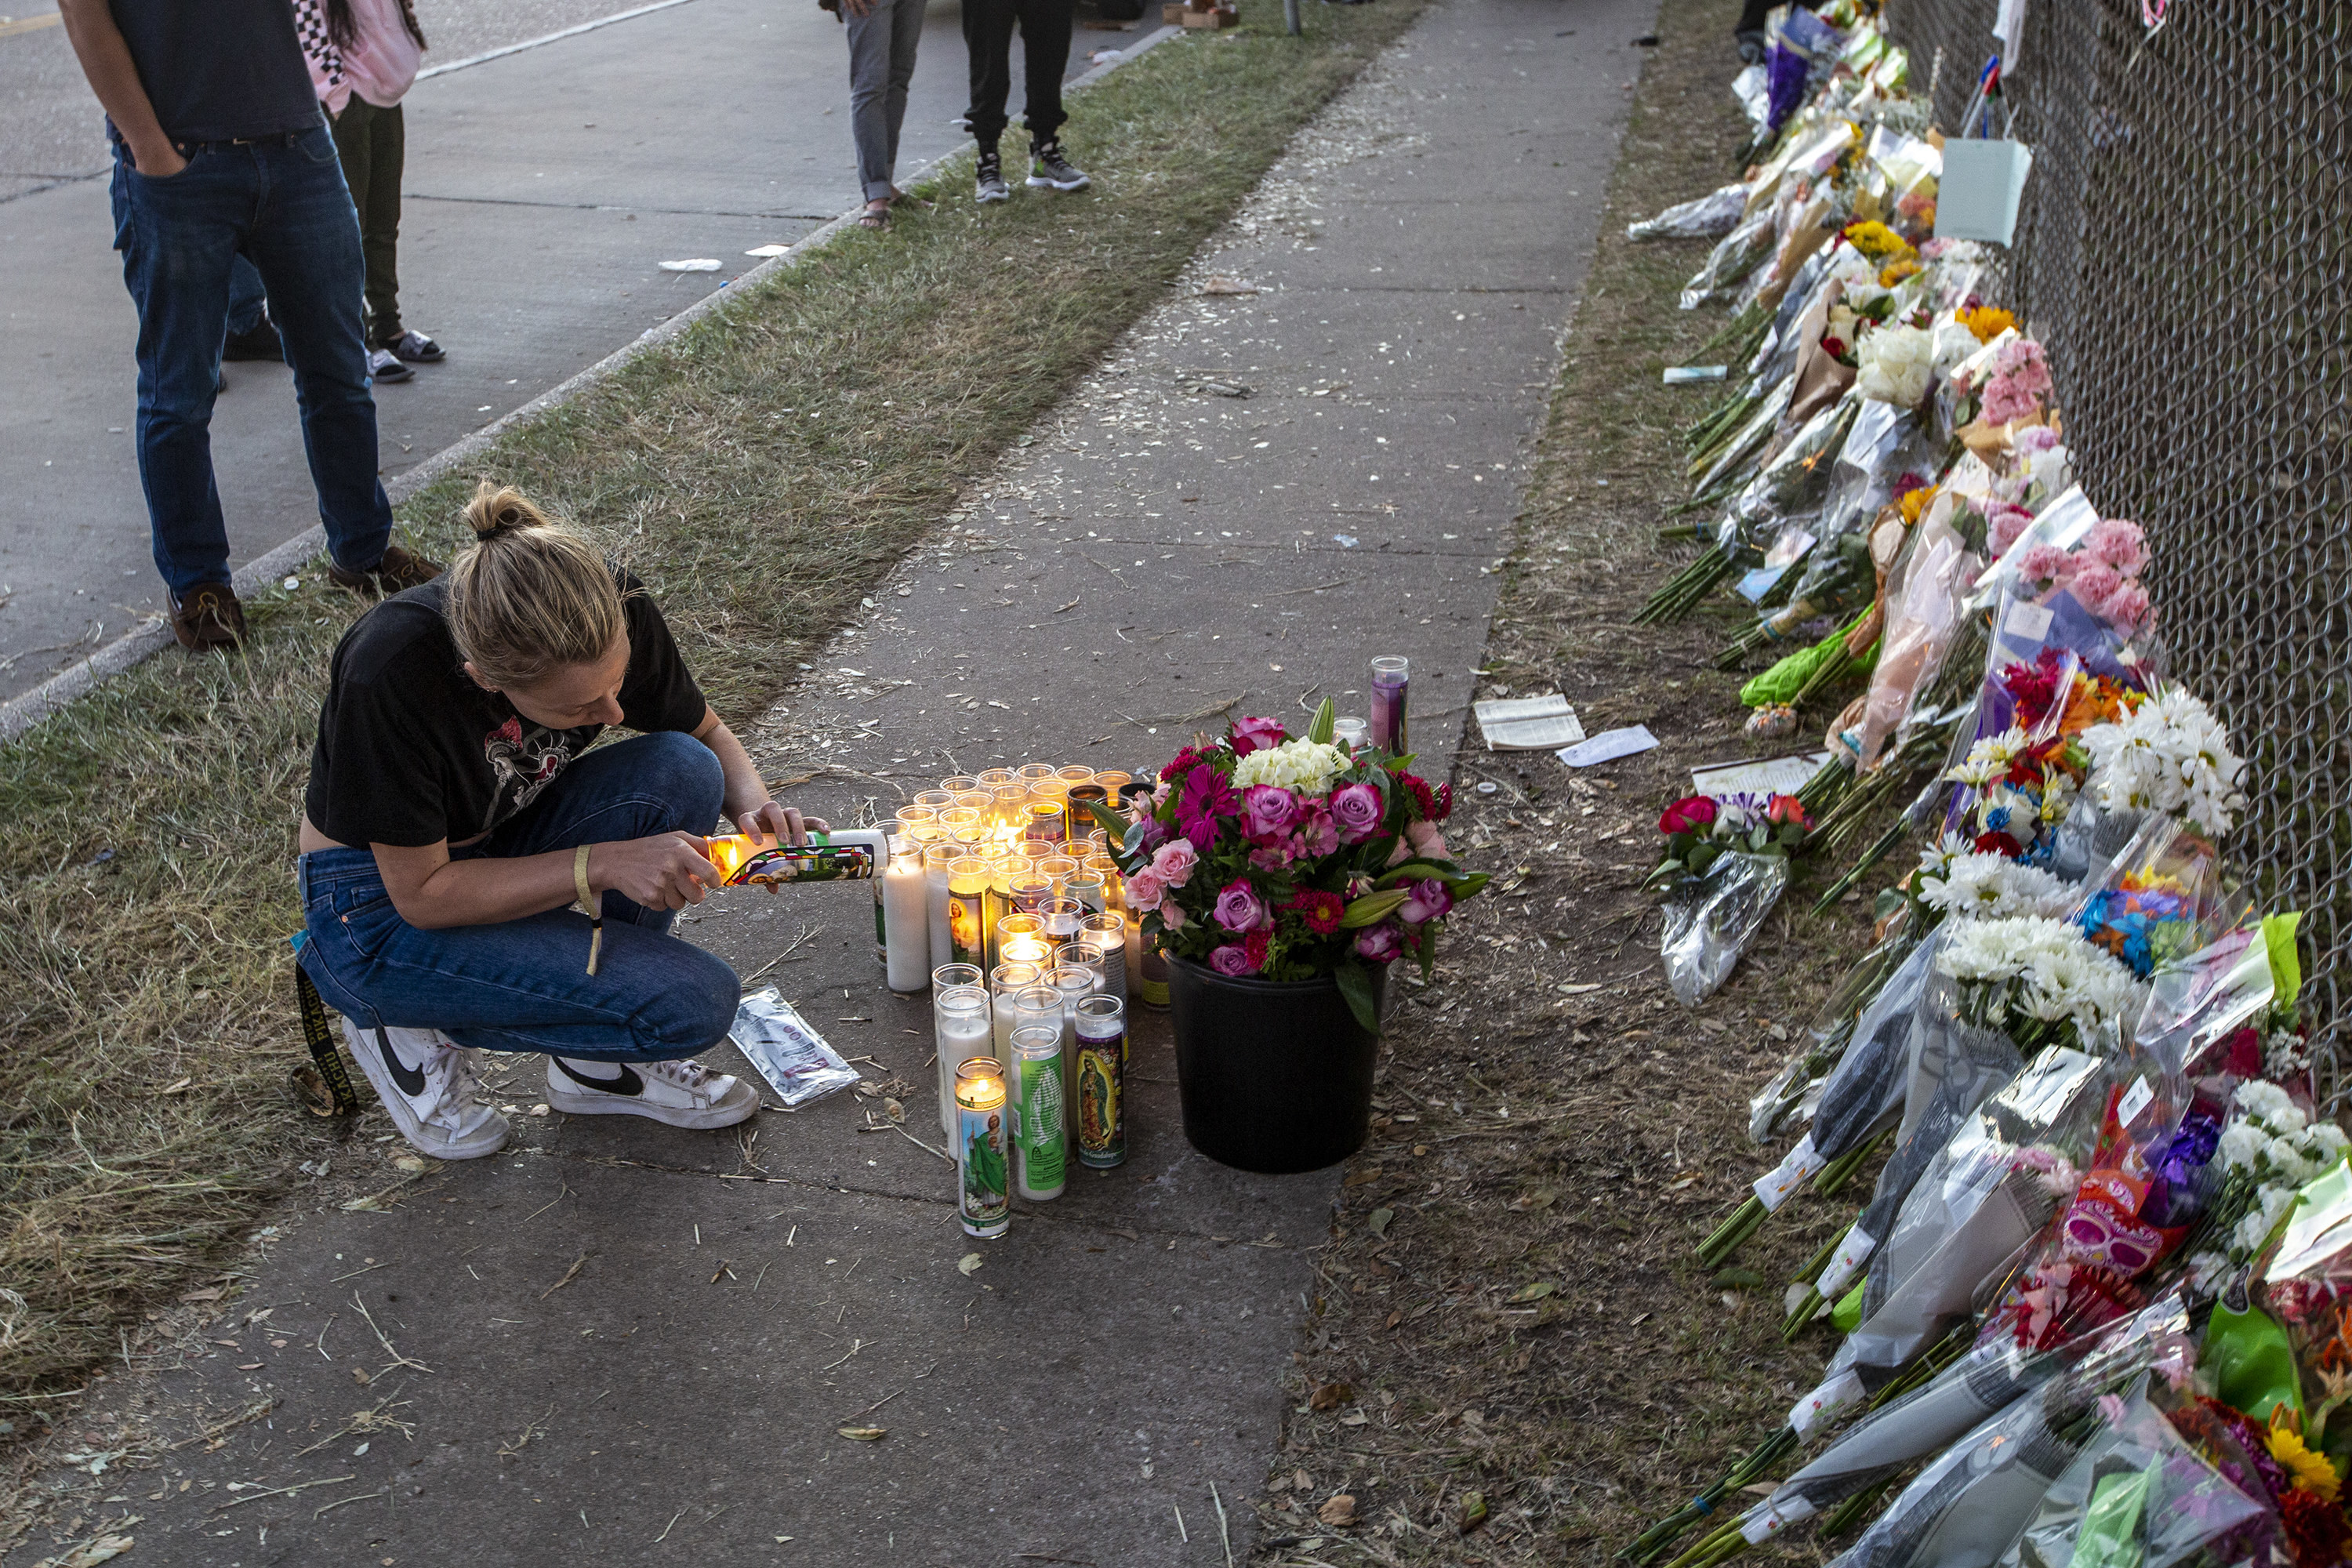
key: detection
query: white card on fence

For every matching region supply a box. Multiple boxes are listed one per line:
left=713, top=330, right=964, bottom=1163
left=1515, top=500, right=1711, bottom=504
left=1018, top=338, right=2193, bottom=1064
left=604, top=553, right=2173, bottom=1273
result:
left=1555, top=724, right=1657, bottom=768
left=1474, top=693, right=1584, bottom=751
left=1690, top=752, right=1831, bottom=799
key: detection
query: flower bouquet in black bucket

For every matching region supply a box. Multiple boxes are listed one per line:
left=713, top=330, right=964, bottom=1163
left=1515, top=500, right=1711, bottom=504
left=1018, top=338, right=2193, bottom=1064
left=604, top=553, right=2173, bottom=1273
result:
left=1080, top=700, right=1486, bottom=1174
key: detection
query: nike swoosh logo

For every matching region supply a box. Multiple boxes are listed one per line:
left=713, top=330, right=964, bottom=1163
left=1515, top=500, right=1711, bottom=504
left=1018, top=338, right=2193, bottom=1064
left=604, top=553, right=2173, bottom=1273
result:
left=375, top=1028, right=428, bottom=1098
left=554, top=1058, right=645, bottom=1097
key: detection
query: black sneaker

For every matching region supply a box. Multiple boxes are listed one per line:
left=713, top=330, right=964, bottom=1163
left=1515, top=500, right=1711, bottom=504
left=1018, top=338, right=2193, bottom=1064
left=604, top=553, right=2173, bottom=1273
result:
left=223, top=314, right=283, bottom=363
left=1027, top=139, right=1091, bottom=191
left=975, top=147, right=1010, bottom=205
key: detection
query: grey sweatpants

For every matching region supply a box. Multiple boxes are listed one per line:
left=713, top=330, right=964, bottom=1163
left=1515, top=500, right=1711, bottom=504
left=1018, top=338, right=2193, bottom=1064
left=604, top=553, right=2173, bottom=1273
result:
left=846, top=0, right=928, bottom=203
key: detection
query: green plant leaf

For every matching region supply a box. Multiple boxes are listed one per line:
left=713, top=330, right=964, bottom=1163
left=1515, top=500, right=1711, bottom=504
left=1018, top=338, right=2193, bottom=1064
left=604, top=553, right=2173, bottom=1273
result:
left=1078, top=799, right=1130, bottom=848
left=1334, top=962, right=1381, bottom=1035
left=1338, top=888, right=1409, bottom=928
left=1306, top=698, right=1337, bottom=746
left=1450, top=871, right=1490, bottom=898
left=1376, top=860, right=1451, bottom=887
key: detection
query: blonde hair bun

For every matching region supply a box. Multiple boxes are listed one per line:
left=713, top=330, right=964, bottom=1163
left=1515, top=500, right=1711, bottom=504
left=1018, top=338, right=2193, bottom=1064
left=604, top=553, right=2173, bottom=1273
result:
left=464, top=485, right=549, bottom=542
left=445, top=481, right=629, bottom=691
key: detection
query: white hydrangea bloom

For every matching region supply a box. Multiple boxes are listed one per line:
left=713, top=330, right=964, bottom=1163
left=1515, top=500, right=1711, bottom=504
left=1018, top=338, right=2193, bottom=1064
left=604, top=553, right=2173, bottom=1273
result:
left=1229, top=739, right=1351, bottom=797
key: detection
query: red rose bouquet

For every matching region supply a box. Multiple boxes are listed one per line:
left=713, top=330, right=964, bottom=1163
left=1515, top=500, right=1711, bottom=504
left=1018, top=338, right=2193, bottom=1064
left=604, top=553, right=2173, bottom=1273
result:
left=1087, top=702, right=1486, bottom=1031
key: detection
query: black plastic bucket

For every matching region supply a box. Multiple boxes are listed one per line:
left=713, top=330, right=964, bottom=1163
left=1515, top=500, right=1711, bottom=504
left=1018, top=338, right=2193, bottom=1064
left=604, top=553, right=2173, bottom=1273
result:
left=1168, top=956, right=1386, bottom=1174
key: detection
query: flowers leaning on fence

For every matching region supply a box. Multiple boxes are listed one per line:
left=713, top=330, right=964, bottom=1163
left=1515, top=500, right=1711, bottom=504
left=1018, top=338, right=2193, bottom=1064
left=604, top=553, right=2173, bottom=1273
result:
left=1092, top=702, right=1487, bottom=1031
left=1938, top=914, right=2147, bottom=1052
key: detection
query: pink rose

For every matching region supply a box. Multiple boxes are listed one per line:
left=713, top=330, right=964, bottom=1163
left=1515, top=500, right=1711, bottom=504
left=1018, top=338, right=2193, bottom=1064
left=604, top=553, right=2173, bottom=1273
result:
left=1207, top=943, right=1258, bottom=977
left=1242, top=785, right=1300, bottom=839
left=1212, top=878, right=1271, bottom=933
left=1329, top=782, right=1385, bottom=842
left=1126, top=867, right=1166, bottom=909
left=1150, top=837, right=1198, bottom=889
left=1229, top=716, right=1287, bottom=756
left=1353, top=924, right=1403, bottom=964
left=1405, top=820, right=1450, bottom=862
left=1399, top=878, right=1453, bottom=926
left=2013, top=425, right=2063, bottom=456
left=1160, top=902, right=1189, bottom=931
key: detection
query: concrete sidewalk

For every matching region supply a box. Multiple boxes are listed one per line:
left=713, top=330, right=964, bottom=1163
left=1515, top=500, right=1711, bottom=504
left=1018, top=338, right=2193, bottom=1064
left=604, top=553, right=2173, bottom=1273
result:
left=0, top=0, right=1157, bottom=702
left=10, top=2, right=1658, bottom=1562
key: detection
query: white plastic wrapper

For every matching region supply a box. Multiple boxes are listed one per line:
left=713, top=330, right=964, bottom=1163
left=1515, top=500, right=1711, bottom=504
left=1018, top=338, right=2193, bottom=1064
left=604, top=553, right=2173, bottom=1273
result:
left=1680, top=205, right=1779, bottom=310
left=1733, top=63, right=1772, bottom=135
left=1629, top=182, right=1751, bottom=242
left=1661, top=850, right=1790, bottom=1007
left=728, top=988, right=860, bottom=1105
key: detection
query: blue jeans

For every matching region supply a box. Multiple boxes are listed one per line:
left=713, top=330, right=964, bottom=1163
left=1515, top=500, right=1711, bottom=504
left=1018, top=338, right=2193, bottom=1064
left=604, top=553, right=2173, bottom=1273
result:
left=109, top=125, right=394, bottom=598
left=227, top=255, right=267, bottom=337
left=296, top=732, right=740, bottom=1062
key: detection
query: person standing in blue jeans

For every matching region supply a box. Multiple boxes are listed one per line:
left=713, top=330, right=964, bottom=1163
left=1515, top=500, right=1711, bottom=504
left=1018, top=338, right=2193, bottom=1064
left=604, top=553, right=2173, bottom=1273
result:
left=296, top=485, right=828, bottom=1160
left=57, top=0, right=441, bottom=652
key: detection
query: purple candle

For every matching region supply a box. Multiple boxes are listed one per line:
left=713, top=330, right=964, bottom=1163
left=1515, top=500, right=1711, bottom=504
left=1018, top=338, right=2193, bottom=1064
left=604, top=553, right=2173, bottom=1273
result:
left=1369, top=655, right=1410, bottom=753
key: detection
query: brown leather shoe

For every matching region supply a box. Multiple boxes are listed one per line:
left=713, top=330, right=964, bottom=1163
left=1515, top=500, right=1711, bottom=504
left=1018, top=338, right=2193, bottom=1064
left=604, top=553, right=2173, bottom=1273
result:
left=327, top=543, right=445, bottom=599
left=169, top=583, right=248, bottom=650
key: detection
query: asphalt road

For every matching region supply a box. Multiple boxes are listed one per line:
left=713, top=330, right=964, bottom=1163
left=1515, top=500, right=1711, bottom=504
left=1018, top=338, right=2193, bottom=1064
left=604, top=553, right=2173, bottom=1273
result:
left=0, top=0, right=1154, bottom=702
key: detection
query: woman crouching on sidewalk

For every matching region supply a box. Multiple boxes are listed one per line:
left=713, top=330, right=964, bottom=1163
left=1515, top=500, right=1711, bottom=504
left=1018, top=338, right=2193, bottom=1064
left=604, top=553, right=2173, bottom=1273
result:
left=296, top=484, right=822, bottom=1159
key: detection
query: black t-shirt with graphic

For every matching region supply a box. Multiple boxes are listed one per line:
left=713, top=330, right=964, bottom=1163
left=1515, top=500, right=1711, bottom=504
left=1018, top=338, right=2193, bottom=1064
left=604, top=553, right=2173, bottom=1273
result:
left=304, top=572, right=706, bottom=849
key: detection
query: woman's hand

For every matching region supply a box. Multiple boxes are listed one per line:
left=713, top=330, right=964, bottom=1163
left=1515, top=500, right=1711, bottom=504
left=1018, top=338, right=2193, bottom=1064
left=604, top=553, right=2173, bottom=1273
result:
left=732, top=800, right=828, bottom=847
left=589, top=833, right=722, bottom=911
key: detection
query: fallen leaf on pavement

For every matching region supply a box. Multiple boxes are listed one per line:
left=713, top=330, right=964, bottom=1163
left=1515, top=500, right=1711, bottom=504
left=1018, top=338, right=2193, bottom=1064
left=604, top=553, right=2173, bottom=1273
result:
left=837, top=1427, right=886, bottom=1442
left=956, top=1253, right=983, bottom=1276
left=1308, top=1381, right=1354, bottom=1411
left=1317, top=1494, right=1357, bottom=1526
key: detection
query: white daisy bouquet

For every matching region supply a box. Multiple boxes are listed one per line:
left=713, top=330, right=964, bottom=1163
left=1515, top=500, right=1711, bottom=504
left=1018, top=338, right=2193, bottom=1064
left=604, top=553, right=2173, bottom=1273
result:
left=2081, top=687, right=2248, bottom=838
left=1913, top=833, right=2082, bottom=924
left=1937, top=914, right=2148, bottom=1053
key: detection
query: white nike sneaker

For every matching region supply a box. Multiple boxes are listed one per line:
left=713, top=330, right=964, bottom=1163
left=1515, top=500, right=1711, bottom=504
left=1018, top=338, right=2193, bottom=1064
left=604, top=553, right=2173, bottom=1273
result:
left=543, top=1054, right=760, bottom=1129
left=341, top=1018, right=510, bottom=1160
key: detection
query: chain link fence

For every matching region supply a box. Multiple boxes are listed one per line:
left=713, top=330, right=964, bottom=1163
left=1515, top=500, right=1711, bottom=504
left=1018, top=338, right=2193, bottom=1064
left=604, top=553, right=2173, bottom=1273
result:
left=1885, top=0, right=2352, bottom=1051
